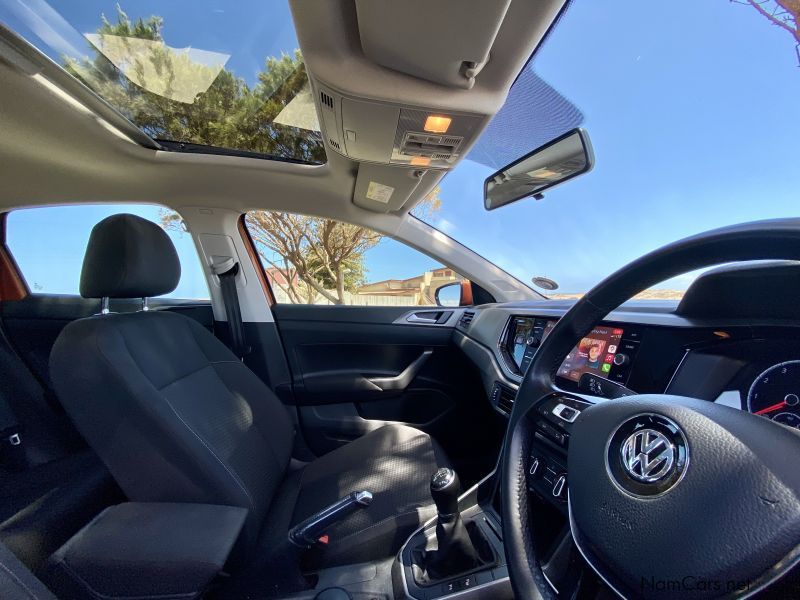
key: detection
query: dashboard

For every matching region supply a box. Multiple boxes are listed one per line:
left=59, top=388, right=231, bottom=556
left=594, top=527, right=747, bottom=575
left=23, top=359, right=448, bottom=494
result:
left=452, top=293, right=800, bottom=517
left=448, top=262, right=800, bottom=592
left=454, top=299, right=800, bottom=430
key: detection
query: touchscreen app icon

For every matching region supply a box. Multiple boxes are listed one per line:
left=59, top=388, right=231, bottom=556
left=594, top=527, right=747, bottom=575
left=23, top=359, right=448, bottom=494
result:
left=608, top=344, right=617, bottom=353
left=601, top=363, right=612, bottom=373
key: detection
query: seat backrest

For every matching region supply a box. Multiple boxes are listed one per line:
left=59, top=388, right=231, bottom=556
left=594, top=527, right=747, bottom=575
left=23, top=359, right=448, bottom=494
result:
left=48, top=214, right=293, bottom=548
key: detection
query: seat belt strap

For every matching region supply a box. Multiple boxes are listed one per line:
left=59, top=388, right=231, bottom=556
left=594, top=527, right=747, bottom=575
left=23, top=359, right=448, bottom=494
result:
left=0, top=390, right=21, bottom=448
left=213, top=258, right=251, bottom=359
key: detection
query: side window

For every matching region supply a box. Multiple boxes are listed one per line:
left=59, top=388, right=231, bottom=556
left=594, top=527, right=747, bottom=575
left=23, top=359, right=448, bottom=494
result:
left=245, top=211, right=465, bottom=306
left=6, top=205, right=210, bottom=300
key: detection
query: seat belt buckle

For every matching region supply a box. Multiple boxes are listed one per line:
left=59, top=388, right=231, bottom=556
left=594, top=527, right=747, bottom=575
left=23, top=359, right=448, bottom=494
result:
left=288, top=490, right=373, bottom=548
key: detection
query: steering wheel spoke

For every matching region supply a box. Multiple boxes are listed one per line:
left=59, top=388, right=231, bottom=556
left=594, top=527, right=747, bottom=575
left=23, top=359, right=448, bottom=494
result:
left=539, top=526, right=585, bottom=596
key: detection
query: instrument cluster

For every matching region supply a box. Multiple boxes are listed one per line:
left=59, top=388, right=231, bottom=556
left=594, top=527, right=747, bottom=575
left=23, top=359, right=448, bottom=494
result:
left=747, top=360, right=800, bottom=428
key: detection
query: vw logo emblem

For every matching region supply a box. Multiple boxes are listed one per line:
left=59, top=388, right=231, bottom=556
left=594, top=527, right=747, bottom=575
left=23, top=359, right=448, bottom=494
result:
left=606, top=414, right=689, bottom=497
left=620, top=429, right=675, bottom=482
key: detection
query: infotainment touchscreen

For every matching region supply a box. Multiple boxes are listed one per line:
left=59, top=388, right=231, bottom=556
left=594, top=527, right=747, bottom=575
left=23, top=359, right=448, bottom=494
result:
left=510, top=318, right=535, bottom=367
left=506, top=318, right=626, bottom=384
left=557, top=325, right=624, bottom=383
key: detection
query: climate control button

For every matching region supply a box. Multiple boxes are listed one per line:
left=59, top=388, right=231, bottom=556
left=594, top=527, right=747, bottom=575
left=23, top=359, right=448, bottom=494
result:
left=552, top=474, right=567, bottom=501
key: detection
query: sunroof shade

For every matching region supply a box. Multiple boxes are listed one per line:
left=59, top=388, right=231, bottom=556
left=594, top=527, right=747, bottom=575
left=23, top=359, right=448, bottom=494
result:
left=0, top=0, right=326, bottom=163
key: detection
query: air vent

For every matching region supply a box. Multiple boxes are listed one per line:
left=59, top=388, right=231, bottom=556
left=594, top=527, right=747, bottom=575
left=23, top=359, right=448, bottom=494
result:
left=329, top=138, right=341, bottom=151
left=459, top=311, right=475, bottom=328
left=320, top=91, right=334, bottom=110
left=491, top=381, right=517, bottom=415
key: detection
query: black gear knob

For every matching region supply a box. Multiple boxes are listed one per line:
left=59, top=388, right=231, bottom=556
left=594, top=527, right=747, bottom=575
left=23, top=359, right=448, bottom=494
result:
left=430, top=467, right=460, bottom=516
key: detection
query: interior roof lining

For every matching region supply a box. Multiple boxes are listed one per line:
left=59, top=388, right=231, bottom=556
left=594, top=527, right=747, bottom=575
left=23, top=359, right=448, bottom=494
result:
left=0, top=0, right=567, bottom=223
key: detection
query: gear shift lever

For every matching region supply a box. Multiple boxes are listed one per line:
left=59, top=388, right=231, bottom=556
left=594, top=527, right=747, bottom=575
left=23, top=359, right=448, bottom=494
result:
left=422, top=468, right=480, bottom=579
left=431, top=467, right=460, bottom=516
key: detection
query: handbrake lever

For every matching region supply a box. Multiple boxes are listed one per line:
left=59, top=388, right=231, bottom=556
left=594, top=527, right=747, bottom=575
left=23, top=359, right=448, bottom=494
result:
left=288, top=490, right=373, bottom=548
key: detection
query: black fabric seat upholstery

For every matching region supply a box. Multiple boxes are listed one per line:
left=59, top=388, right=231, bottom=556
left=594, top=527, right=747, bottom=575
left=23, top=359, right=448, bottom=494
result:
left=0, top=540, right=56, bottom=600
left=284, top=424, right=445, bottom=568
left=0, top=450, right=122, bottom=571
left=49, top=214, right=447, bottom=570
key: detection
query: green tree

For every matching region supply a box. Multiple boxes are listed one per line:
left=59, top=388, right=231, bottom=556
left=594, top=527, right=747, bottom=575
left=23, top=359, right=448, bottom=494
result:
left=65, top=6, right=325, bottom=162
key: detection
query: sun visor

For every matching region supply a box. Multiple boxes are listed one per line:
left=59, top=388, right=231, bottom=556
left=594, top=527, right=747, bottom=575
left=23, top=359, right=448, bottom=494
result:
left=354, top=0, right=512, bottom=89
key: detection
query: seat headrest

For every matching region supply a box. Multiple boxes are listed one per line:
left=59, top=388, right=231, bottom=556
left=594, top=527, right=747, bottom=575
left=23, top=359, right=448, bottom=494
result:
left=80, top=214, right=181, bottom=299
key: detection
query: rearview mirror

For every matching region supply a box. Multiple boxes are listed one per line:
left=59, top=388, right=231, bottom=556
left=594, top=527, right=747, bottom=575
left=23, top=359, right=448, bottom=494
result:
left=484, top=128, right=594, bottom=210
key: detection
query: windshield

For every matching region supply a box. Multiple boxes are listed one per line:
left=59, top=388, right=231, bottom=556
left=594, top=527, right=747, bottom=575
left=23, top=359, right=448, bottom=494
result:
left=0, top=0, right=325, bottom=163
left=414, top=1, right=799, bottom=299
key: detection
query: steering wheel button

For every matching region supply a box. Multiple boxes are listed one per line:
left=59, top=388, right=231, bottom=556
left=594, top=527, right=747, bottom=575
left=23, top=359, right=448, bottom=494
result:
left=552, top=474, right=567, bottom=500
left=535, top=419, right=566, bottom=445
left=552, top=403, right=579, bottom=423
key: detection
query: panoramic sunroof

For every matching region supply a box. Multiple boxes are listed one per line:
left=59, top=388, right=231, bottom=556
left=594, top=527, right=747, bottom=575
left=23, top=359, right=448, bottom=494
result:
left=0, top=0, right=326, bottom=164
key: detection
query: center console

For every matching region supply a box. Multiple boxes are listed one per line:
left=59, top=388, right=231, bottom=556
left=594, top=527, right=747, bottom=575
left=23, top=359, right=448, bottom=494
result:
left=393, top=469, right=511, bottom=600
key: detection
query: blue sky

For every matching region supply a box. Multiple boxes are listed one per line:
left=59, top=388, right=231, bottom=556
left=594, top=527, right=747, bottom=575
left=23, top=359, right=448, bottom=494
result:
left=2, top=0, right=798, bottom=297
left=423, top=0, right=800, bottom=294
left=7, top=205, right=210, bottom=298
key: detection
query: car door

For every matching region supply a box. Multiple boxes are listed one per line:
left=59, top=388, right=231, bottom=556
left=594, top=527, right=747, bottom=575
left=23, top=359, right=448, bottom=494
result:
left=243, top=212, right=503, bottom=480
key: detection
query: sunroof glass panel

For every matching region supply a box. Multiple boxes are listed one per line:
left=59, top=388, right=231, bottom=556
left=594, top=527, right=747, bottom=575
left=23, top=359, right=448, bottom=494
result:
left=1, top=0, right=326, bottom=163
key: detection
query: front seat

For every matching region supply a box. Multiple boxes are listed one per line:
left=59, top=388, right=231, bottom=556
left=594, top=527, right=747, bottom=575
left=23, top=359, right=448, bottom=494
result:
left=49, top=214, right=448, bottom=569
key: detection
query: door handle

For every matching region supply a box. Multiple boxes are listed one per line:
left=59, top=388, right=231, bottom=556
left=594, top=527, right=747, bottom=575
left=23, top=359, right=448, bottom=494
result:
left=404, top=310, right=453, bottom=325
left=367, top=349, right=433, bottom=391
left=406, top=312, right=440, bottom=324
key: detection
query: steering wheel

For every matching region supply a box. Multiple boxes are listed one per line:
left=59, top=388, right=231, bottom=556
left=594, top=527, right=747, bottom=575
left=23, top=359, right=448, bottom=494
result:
left=502, top=219, right=800, bottom=599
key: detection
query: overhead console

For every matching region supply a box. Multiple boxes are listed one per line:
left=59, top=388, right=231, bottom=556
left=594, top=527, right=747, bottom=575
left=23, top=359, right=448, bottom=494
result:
left=316, top=81, right=487, bottom=212
left=316, top=79, right=488, bottom=212
left=317, top=83, right=486, bottom=170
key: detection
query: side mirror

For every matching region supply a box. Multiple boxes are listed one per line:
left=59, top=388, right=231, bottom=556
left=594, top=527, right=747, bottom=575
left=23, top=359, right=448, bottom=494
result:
left=435, top=281, right=471, bottom=307
left=484, top=128, right=594, bottom=210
